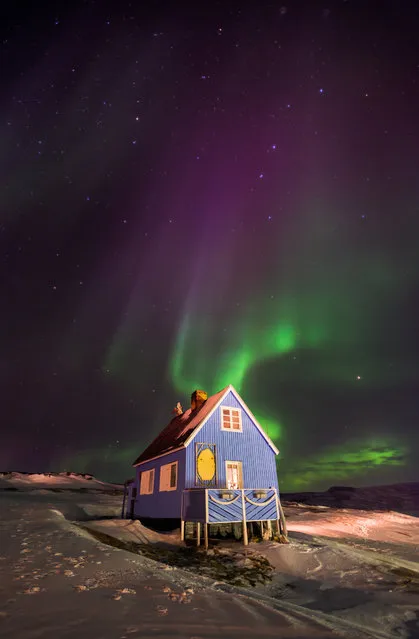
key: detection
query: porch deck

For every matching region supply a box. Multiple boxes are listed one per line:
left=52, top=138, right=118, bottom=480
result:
left=181, top=487, right=286, bottom=547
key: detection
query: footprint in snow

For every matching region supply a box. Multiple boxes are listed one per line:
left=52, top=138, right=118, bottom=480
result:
left=113, top=588, right=137, bottom=599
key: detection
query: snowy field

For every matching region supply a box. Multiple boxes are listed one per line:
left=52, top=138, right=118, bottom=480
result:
left=1, top=473, right=418, bottom=638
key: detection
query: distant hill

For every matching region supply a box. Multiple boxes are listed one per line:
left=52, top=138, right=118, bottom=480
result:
left=0, top=471, right=124, bottom=493
left=282, top=482, right=419, bottom=517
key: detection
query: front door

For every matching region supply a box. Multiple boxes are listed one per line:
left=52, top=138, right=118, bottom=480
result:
left=226, top=461, right=243, bottom=489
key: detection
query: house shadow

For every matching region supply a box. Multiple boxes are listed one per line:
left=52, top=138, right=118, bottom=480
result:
left=77, top=522, right=275, bottom=587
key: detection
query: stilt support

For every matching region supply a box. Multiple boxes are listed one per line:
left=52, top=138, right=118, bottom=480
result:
left=241, top=490, right=248, bottom=546
left=196, top=522, right=201, bottom=547
left=278, top=497, right=288, bottom=538
left=180, top=519, right=185, bottom=542
left=204, top=523, right=208, bottom=550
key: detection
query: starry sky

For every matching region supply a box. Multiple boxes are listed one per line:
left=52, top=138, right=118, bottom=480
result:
left=2, top=0, right=419, bottom=491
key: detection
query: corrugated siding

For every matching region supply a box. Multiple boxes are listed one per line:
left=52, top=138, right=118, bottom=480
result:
left=133, top=449, right=185, bottom=518
left=182, top=489, right=206, bottom=521
left=185, top=391, right=279, bottom=491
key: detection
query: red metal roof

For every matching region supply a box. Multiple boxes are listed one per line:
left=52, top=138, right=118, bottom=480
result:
left=133, top=386, right=228, bottom=466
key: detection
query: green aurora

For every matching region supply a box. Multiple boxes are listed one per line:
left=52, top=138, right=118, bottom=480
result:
left=163, top=203, right=415, bottom=491
left=93, top=199, right=418, bottom=490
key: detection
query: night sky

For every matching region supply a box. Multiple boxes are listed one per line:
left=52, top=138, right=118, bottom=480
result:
left=2, top=0, right=419, bottom=491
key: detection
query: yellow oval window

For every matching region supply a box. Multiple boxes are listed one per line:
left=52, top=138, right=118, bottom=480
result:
left=197, top=448, right=215, bottom=481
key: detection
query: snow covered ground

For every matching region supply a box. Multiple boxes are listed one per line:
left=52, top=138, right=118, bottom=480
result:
left=0, top=474, right=418, bottom=638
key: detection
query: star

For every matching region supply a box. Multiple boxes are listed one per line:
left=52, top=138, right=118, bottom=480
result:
left=2, top=0, right=417, bottom=495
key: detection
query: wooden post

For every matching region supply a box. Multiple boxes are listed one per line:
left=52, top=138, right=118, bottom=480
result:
left=180, top=490, right=185, bottom=541
left=241, top=490, right=248, bottom=546
left=267, top=519, right=272, bottom=539
left=196, top=522, right=201, bottom=547
left=275, top=488, right=283, bottom=537
left=204, top=523, right=209, bottom=550
left=259, top=521, right=263, bottom=539
left=278, top=496, right=288, bottom=537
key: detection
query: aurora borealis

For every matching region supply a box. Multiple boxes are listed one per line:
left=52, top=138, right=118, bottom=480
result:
left=2, top=0, right=419, bottom=490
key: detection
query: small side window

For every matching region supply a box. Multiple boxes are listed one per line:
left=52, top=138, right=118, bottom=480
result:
left=139, top=469, right=154, bottom=495
left=221, top=407, right=242, bottom=431
left=159, top=461, right=178, bottom=491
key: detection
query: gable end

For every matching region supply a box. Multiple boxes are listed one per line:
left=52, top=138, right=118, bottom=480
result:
left=184, top=385, right=279, bottom=455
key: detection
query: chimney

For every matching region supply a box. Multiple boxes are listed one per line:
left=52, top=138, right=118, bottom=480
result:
left=173, top=402, right=183, bottom=416
left=191, top=389, right=208, bottom=412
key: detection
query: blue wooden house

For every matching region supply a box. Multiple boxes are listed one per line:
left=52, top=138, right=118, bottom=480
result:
left=122, top=385, right=287, bottom=547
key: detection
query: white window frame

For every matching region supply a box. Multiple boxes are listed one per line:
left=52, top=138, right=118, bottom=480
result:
left=220, top=406, right=243, bottom=432
left=139, top=468, right=155, bottom=495
left=225, top=460, right=243, bottom=489
left=159, top=461, right=178, bottom=492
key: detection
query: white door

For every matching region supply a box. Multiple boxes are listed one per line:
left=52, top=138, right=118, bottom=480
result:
left=226, top=461, right=243, bottom=489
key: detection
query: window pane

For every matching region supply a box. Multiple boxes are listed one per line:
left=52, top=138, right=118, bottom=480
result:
left=170, top=463, right=177, bottom=488
left=221, top=408, right=241, bottom=431
left=159, top=466, right=166, bottom=491
left=140, top=472, right=149, bottom=494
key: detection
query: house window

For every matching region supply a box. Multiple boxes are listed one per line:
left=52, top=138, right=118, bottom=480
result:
left=139, top=469, right=155, bottom=495
left=221, top=407, right=242, bottom=431
left=225, top=461, right=243, bottom=489
left=159, top=461, right=178, bottom=492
